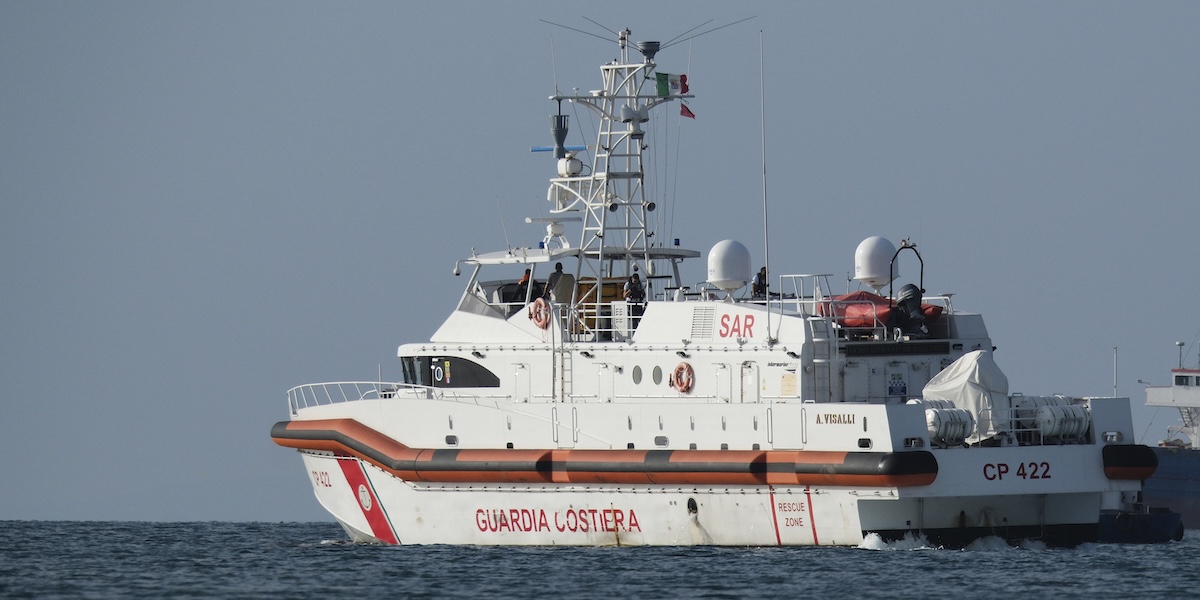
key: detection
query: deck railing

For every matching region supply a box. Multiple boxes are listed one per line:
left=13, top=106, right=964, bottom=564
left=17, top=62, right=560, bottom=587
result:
left=286, top=381, right=509, bottom=415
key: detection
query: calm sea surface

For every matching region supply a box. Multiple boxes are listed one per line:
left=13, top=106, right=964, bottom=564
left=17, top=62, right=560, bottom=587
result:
left=2, top=521, right=1198, bottom=598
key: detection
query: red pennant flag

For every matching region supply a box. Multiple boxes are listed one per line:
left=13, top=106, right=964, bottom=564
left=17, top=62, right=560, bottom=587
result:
left=680, top=104, right=695, bottom=119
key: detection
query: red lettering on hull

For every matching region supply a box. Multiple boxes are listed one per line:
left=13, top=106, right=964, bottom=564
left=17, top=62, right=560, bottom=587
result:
left=478, top=507, right=642, bottom=534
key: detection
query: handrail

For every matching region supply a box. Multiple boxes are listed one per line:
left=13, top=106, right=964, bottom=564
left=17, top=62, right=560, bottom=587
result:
left=286, top=381, right=510, bottom=415
left=287, top=381, right=406, bottom=414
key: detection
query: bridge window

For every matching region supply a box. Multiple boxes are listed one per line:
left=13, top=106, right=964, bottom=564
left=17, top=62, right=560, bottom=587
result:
left=400, top=356, right=500, bottom=388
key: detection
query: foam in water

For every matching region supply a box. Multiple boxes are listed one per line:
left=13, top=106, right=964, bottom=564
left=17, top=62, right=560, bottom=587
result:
left=860, top=533, right=1062, bottom=552
left=963, top=535, right=1014, bottom=551
left=858, top=531, right=936, bottom=551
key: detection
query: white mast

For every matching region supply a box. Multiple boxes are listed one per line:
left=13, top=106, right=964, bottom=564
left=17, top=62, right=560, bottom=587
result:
left=544, top=30, right=697, bottom=314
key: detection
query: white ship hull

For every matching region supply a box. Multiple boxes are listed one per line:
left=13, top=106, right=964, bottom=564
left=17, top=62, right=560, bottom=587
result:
left=297, top=450, right=1106, bottom=547
left=275, top=392, right=1144, bottom=547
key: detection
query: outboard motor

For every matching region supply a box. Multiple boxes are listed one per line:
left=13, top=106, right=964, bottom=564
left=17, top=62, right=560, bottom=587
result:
left=892, top=283, right=928, bottom=336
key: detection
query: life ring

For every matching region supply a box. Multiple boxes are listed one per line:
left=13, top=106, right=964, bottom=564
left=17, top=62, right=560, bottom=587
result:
left=672, top=362, right=694, bottom=394
left=528, top=297, right=551, bottom=330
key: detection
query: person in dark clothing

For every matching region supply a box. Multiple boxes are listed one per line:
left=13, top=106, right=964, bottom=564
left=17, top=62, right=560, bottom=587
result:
left=624, top=273, right=646, bottom=323
left=542, top=263, right=564, bottom=298
left=753, top=267, right=767, bottom=298
left=624, top=273, right=646, bottom=303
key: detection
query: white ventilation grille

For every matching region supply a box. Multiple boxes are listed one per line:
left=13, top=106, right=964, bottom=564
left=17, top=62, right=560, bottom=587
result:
left=691, top=306, right=715, bottom=339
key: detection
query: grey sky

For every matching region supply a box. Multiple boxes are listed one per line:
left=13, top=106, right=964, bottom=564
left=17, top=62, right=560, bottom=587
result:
left=2, top=1, right=1197, bottom=521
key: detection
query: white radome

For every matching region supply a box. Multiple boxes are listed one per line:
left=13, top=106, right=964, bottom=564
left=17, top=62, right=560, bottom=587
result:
left=854, top=236, right=898, bottom=292
left=707, top=239, right=751, bottom=292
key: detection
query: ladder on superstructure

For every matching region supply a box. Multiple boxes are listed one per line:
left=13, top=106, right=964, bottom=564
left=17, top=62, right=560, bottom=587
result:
left=556, top=342, right=573, bottom=402
left=1177, top=407, right=1199, bottom=448
left=807, top=316, right=837, bottom=402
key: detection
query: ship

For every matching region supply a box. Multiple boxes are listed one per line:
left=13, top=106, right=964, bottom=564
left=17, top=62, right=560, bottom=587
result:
left=271, top=28, right=1156, bottom=547
left=1142, top=364, right=1200, bottom=529
left=1094, top=362, right=1196, bottom=543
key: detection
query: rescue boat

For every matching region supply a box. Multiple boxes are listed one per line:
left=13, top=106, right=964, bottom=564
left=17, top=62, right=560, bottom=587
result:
left=272, top=27, right=1153, bottom=547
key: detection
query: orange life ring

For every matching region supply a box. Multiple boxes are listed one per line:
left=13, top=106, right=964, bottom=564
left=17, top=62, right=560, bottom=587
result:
left=672, top=362, right=694, bottom=394
left=528, top=297, right=551, bottom=329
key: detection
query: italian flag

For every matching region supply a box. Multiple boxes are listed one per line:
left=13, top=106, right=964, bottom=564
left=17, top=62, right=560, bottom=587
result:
left=656, top=72, right=689, bottom=97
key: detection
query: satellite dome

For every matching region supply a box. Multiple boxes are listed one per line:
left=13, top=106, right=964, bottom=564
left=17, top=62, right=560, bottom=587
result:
left=707, top=240, right=751, bottom=293
left=854, top=236, right=898, bottom=293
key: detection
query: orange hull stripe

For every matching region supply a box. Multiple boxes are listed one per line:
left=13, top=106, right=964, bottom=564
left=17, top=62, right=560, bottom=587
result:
left=272, top=419, right=938, bottom=487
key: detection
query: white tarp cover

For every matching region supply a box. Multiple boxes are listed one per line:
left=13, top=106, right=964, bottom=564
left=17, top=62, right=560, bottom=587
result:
left=922, top=350, right=1010, bottom=443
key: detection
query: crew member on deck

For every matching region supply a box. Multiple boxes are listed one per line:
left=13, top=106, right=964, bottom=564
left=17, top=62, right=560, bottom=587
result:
left=516, top=269, right=533, bottom=301
left=624, top=273, right=646, bottom=323
left=542, top=263, right=564, bottom=299
left=753, top=267, right=768, bottom=299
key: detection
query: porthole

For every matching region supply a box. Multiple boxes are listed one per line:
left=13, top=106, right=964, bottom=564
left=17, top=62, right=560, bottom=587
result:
left=632, top=365, right=643, bottom=384
left=652, top=366, right=663, bottom=385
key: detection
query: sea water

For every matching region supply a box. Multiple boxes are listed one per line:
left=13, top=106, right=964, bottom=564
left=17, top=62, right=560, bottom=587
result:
left=1, top=521, right=1197, bottom=598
